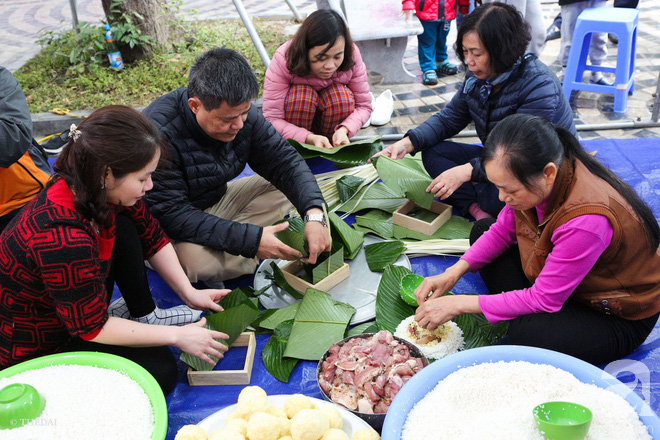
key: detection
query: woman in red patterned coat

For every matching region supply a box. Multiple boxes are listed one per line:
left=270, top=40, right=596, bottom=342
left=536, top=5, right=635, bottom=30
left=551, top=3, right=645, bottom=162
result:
left=0, top=106, right=229, bottom=393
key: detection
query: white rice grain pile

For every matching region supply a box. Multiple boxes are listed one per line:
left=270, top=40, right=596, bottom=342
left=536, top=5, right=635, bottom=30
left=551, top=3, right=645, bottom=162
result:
left=0, top=364, right=154, bottom=439
left=394, top=315, right=464, bottom=359
left=402, top=361, right=651, bottom=440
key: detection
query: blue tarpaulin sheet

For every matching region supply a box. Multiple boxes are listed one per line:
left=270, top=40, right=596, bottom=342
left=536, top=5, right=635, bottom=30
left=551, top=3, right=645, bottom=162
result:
left=103, top=138, right=660, bottom=438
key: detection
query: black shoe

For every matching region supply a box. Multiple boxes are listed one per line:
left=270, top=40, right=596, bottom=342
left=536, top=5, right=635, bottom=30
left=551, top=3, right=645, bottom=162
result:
left=608, top=33, right=618, bottom=44
left=545, top=25, right=561, bottom=42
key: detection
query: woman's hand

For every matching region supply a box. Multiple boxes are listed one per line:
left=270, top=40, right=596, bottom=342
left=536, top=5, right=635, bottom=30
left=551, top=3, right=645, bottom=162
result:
left=370, top=137, right=414, bottom=161
left=414, top=259, right=472, bottom=305
left=175, top=318, right=229, bottom=366
left=332, top=127, right=350, bottom=147
left=415, top=295, right=478, bottom=330
left=181, top=287, right=231, bottom=313
left=427, top=163, right=473, bottom=199
left=306, top=133, right=333, bottom=149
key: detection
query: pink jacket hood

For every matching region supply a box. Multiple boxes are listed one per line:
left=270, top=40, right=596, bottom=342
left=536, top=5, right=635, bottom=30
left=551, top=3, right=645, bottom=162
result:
left=262, top=39, right=372, bottom=143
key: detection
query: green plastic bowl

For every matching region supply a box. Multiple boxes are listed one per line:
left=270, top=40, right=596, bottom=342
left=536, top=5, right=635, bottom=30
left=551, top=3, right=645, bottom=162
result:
left=400, top=273, right=425, bottom=306
left=533, top=401, right=593, bottom=440
left=0, top=383, right=46, bottom=429
left=0, top=352, right=167, bottom=439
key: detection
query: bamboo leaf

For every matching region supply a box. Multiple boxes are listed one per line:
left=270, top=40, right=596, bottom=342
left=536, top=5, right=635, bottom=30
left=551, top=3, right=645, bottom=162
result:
left=364, top=240, right=405, bottom=272
left=289, top=137, right=383, bottom=166
left=355, top=210, right=395, bottom=240
left=275, top=217, right=308, bottom=257
left=268, top=262, right=304, bottom=300
left=337, top=175, right=366, bottom=203
left=312, top=243, right=345, bottom=284
left=328, top=212, right=364, bottom=260
left=372, top=156, right=434, bottom=209
left=284, top=289, right=356, bottom=360
left=249, top=308, right=278, bottom=333
left=375, top=264, right=414, bottom=333
left=180, top=295, right=260, bottom=371
left=259, top=302, right=300, bottom=330
left=392, top=215, right=472, bottom=241
left=347, top=321, right=378, bottom=337
left=453, top=304, right=509, bottom=349
left=262, top=320, right=299, bottom=382
left=335, top=182, right=407, bottom=214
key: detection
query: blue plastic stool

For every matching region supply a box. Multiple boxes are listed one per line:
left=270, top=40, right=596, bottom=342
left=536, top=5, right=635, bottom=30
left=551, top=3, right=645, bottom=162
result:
left=562, top=7, right=638, bottom=113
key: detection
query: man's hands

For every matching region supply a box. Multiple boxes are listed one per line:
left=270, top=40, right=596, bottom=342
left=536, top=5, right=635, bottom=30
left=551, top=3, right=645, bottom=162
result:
left=370, top=137, right=414, bottom=161
left=256, top=222, right=304, bottom=260
left=303, top=208, right=332, bottom=264
left=427, top=163, right=473, bottom=199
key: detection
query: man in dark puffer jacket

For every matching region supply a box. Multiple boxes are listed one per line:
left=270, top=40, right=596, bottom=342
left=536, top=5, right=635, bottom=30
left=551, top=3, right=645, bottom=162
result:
left=143, top=48, right=330, bottom=285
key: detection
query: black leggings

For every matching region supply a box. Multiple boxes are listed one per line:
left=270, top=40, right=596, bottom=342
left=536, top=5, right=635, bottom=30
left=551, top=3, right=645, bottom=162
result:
left=62, top=214, right=178, bottom=394
left=471, top=218, right=660, bottom=366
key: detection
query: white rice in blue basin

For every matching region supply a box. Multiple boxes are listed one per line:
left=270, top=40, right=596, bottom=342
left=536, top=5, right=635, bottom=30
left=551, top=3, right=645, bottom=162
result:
left=402, top=361, right=651, bottom=440
left=0, top=364, right=154, bottom=439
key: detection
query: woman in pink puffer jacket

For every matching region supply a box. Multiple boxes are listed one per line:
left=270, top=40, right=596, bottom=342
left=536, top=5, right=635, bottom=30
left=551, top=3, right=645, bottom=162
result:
left=263, top=9, right=372, bottom=149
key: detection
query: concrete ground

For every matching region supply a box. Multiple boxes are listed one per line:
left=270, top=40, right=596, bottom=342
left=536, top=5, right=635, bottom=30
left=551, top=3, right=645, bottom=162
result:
left=2, top=0, right=659, bottom=141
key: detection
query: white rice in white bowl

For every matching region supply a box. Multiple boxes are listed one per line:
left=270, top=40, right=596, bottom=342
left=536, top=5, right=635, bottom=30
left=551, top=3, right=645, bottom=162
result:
left=0, top=364, right=155, bottom=439
left=394, top=315, right=464, bottom=360
left=402, top=360, right=651, bottom=440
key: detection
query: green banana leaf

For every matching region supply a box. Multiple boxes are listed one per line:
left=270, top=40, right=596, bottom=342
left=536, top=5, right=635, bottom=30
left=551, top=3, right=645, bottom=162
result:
left=288, top=137, right=383, bottom=166
left=374, top=269, right=509, bottom=349
left=249, top=308, right=279, bottom=334
left=364, top=240, right=405, bottom=272
left=453, top=301, right=509, bottom=349
left=392, top=215, right=473, bottom=241
left=259, top=302, right=300, bottom=330
left=311, top=243, right=345, bottom=284
left=262, top=319, right=299, bottom=383
left=337, top=175, right=366, bottom=203
left=354, top=210, right=395, bottom=240
left=328, top=212, right=364, bottom=260
left=284, top=289, right=356, bottom=360
left=347, top=321, right=378, bottom=337
left=372, top=156, right=434, bottom=209
left=335, top=182, right=407, bottom=214
left=375, top=264, right=414, bottom=333
left=181, top=293, right=261, bottom=371
left=275, top=217, right=308, bottom=257
left=268, top=261, right=304, bottom=300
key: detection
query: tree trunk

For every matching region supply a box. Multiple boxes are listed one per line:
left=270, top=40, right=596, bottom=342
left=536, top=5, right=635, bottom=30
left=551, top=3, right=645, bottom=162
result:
left=101, top=0, right=173, bottom=62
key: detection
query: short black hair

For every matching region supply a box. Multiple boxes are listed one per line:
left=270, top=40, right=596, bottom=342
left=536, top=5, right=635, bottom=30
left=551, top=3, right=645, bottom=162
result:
left=455, top=2, right=531, bottom=74
left=188, top=47, right=259, bottom=110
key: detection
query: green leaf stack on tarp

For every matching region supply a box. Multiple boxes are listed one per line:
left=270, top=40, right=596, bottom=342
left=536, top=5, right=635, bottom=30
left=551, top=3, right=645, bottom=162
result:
left=288, top=136, right=383, bottom=166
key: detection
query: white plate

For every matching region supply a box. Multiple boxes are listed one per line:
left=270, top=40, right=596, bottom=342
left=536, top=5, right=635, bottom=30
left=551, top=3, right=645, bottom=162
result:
left=255, top=235, right=411, bottom=325
left=197, top=394, right=372, bottom=436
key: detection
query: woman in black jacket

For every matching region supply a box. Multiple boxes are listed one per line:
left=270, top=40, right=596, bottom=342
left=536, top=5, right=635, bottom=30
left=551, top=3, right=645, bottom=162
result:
left=374, top=2, right=575, bottom=219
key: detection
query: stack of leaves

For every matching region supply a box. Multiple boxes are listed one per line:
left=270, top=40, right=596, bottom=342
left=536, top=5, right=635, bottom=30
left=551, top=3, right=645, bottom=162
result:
left=375, top=265, right=508, bottom=351
left=261, top=289, right=356, bottom=382
left=288, top=136, right=383, bottom=166
left=314, top=164, right=380, bottom=212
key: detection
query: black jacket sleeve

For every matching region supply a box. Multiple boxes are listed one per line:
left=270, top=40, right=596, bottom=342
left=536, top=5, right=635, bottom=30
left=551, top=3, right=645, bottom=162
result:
left=0, top=67, right=34, bottom=168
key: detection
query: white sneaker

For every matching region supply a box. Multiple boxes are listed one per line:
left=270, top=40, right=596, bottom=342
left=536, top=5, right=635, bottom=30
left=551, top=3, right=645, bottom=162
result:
left=370, top=90, right=394, bottom=126
left=362, top=92, right=375, bottom=129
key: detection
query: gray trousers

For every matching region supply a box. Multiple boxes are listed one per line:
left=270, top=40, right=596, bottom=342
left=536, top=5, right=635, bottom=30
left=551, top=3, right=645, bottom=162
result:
left=483, top=0, right=546, bottom=57
left=559, top=0, right=608, bottom=74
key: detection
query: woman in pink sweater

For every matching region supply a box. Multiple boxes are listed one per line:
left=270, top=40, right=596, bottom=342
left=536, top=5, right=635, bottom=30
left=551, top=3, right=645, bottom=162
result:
left=263, top=9, right=372, bottom=149
left=414, top=114, right=660, bottom=365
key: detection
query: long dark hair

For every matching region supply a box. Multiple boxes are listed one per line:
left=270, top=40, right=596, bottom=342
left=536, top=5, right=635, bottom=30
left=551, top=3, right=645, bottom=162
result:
left=455, top=2, right=530, bottom=74
left=285, top=9, right=355, bottom=77
left=483, top=114, right=660, bottom=252
left=53, top=105, right=167, bottom=228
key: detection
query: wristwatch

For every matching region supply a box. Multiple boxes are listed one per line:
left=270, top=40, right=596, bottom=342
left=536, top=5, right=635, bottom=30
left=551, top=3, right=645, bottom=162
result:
left=304, top=213, right=327, bottom=227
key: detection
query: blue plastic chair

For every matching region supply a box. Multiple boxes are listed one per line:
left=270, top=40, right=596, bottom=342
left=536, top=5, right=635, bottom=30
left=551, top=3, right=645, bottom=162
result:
left=562, top=7, right=638, bottom=113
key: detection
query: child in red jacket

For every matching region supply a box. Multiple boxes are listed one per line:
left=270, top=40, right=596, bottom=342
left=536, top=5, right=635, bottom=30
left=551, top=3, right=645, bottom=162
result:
left=403, top=0, right=458, bottom=85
